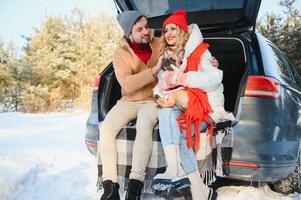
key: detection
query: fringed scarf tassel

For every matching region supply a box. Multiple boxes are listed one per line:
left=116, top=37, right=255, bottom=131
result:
left=177, top=88, right=213, bottom=152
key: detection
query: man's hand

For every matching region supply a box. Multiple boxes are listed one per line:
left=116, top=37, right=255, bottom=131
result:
left=210, top=56, right=219, bottom=68
left=152, top=56, right=163, bottom=77
left=156, top=96, right=176, bottom=108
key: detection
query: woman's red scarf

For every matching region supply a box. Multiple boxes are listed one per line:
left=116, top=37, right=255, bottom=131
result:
left=177, top=42, right=214, bottom=152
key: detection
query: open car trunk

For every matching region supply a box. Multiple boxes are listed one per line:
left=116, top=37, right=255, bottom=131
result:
left=114, top=0, right=261, bottom=34
left=98, top=35, right=248, bottom=121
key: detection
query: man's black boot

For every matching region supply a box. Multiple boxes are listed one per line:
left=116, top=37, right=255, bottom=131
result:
left=100, top=180, right=120, bottom=200
left=125, top=179, right=143, bottom=200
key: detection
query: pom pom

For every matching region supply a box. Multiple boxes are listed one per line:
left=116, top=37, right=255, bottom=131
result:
left=173, top=9, right=187, bottom=18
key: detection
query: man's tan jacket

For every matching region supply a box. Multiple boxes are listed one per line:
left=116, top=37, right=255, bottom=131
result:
left=113, top=30, right=161, bottom=101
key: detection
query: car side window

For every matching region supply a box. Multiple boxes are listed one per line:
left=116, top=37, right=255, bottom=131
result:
left=283, top=54, right=301, bottom=86
left=269, top=45, right=294, bottom=81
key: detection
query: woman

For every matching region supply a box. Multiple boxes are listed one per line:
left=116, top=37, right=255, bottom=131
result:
left=153, top=10, right=228, bottom=200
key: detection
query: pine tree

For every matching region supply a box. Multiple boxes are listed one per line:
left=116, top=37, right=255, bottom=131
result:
left=68, top=9, right=121, bottom=109
left=257, top=0, right=301, bottom=74
left=0, top=40, right=13, bottom=103
left=22, top=16, right=68, bottom=111
left=22, top=9, right=121, bottom=112
left=0, top=40, right=27, bottom=111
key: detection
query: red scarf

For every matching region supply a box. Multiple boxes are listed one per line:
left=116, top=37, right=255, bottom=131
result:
left=177, top=42, right=214, bottom=152
left=128, top=40, right=152, bottom=65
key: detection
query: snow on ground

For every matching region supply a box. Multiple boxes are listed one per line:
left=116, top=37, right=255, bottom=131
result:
left=0, top=111, right=98, bottom=200
left=0, top=112, right=300, bottom=200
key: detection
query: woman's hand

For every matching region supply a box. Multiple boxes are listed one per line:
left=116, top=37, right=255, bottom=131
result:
left=210, top=56, right=219, bottom=68
left=152, top=56, right=163, bottom=76
left=162, top=70, right=187, bottom=88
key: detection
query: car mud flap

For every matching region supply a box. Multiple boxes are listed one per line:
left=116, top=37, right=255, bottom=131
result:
left=212, top=120, right=234, bottom=177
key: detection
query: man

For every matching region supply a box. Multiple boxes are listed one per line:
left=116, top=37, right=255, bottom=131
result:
left=99, top=11, right=219, bottom=200
left=99, top=11, right=161, bottom=200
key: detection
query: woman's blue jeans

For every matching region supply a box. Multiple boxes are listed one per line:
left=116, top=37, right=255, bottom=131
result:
left=159, top=106, right=209, bottom=174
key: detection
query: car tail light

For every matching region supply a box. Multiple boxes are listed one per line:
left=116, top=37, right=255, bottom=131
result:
left=85, top=139, right=98, bottom=156
left=228, top=161, right=261, bottom=168
left=93, top=76, right=101, bottom=90
left=86, top=140, right=97, bottom=148
left=245, top=76, right=280, bottom=99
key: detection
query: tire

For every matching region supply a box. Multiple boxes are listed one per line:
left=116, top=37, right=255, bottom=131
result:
left=270, top=151, right=301, bottom=194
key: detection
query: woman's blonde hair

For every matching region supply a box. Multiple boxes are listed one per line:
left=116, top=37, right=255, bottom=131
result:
left=159, top=25, right=189, bottom=57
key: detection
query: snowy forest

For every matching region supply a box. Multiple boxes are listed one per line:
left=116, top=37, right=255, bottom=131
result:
left=0, top=9, right=122, bottom=112
left=0, top=0, right=300, bottom=113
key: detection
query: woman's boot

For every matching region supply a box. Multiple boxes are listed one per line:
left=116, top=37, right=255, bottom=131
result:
left=187, top=170, right=217, bottom=200
left=187, top=170, right=208, bottom=200
left=155, top=144, right=178, bottom=179
left=153, top=144, right=190, bottom=192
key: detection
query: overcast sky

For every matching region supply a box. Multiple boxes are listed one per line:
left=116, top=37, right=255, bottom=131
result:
left=0, top=0, right=300, bottom=49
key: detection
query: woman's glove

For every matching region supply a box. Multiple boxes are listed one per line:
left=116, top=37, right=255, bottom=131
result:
left=162, top=70, right=187, bottom=88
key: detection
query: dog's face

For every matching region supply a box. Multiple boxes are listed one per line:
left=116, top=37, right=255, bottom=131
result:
left=161, top=49, right=184, bottom=71
left=161, top=57, right=177, bottom=71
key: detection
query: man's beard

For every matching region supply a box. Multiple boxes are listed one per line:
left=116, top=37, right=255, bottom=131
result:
left=134, top=36, right=149, bottom=44
left=140, top=39, right=149, bottom=44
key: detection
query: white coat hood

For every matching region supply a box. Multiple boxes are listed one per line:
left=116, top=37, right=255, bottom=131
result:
left=180, top=24, right=204, bottom=71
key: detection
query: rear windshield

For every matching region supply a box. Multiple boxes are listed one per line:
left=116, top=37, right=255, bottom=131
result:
left=129, top=0, right=245, bottom=17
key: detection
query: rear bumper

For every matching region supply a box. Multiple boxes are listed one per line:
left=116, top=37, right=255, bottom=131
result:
left=226, top=118, right=300, bottom=182
left=227, top=162, right=296, bottom=182
left=85, top=113, right=99, bottom=156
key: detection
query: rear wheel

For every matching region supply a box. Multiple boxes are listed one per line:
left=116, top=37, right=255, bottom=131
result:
left=270, top=151, right=301, bottom=194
